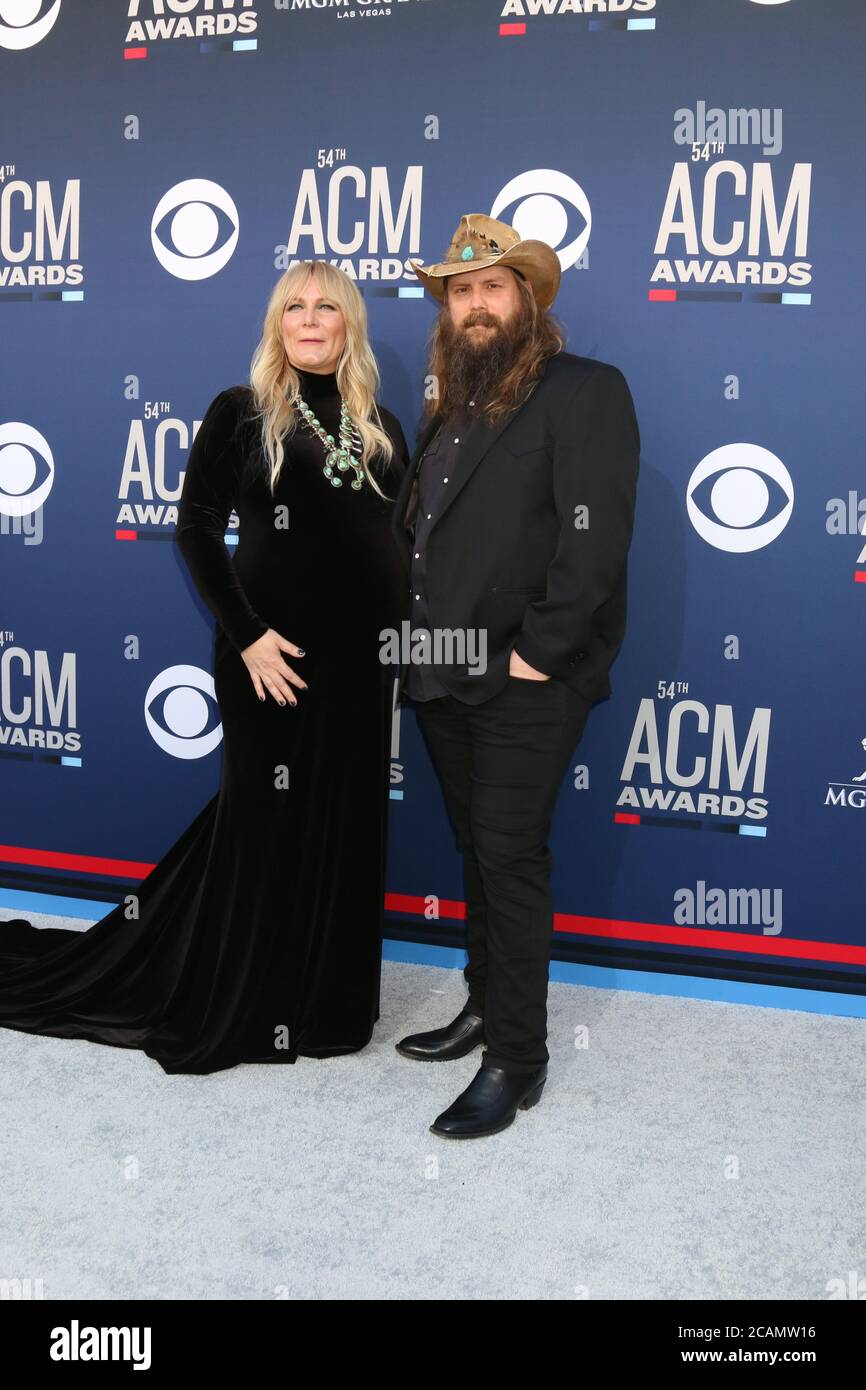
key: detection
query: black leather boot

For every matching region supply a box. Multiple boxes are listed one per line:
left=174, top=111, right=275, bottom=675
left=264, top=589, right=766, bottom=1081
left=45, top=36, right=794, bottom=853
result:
left=429, top=1062, right=547, bottom=1138
left=395, top=1005, right=485, bottom=1061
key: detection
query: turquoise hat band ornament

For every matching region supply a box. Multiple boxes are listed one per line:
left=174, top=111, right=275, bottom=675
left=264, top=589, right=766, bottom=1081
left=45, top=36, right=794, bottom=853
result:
left=411, top=212, right=562, bottom=311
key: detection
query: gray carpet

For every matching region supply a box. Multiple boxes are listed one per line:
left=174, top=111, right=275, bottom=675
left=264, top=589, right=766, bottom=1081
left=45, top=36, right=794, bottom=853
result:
left=0, top=917, right=863, bottom=1299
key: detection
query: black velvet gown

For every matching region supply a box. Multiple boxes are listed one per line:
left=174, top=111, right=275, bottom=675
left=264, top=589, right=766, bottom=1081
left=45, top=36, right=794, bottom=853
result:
left=0, top=369, right=411, bottom=1073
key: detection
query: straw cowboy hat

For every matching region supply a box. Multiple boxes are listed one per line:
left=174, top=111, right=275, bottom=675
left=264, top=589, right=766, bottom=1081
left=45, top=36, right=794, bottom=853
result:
left=412, top=213, right=562, bottom=310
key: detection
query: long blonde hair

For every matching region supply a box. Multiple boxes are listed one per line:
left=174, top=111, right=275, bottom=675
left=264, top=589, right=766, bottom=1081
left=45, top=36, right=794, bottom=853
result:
left=249, top=261, right=396, bottom=499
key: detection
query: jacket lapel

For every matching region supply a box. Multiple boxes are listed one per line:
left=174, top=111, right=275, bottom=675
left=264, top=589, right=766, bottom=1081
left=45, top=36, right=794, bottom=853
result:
left=425, top=408, right=518, bottom=533
left=392, top=356, right=555, bottom=550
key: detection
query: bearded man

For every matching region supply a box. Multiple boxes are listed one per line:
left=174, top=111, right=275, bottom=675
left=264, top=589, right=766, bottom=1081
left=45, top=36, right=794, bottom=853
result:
left=390, top=213, right=641, bottom=1139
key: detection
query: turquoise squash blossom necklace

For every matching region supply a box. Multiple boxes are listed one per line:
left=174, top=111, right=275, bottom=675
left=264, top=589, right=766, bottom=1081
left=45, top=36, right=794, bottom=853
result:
left=291, top=389, right=367, bottom=491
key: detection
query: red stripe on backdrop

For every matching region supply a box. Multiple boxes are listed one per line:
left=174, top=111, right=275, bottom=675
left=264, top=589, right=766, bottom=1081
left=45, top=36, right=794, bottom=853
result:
left=2, top=855, right=862, bottom=965
left=0, top=843, right=153, bottom=881
left=383, top=893, right=866, bottom=966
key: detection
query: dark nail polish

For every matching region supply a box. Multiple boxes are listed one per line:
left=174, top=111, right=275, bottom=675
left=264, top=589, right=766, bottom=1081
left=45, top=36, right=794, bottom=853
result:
left=297, top=649, right=305, bottom=656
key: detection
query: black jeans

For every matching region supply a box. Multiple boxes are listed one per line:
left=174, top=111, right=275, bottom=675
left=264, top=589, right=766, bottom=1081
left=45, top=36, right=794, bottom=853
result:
left=413, top=673, right=593, bottom=1074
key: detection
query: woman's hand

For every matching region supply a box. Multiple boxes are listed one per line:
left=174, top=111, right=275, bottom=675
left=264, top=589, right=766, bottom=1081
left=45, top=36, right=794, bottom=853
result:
left=240, top=630, right=307, bottom=706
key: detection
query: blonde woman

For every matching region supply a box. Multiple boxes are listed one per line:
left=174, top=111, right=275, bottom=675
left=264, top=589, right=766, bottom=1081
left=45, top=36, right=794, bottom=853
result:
left=0, top=261, right=411, bottom=1074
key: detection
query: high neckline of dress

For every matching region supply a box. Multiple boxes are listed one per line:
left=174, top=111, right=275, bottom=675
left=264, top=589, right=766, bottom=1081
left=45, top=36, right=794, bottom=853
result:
left=295, top=366, right=339, bottom=401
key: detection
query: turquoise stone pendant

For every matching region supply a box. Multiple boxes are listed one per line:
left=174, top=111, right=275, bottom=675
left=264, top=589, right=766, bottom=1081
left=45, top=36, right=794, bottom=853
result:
left=292, top=388, right=368, bottom=494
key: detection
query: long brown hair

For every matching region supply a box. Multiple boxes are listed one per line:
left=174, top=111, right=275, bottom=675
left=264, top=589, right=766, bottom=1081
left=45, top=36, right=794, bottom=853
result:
left=249, top=261, right=396, bottom=499
left=422, top=271, right=566, bottom=424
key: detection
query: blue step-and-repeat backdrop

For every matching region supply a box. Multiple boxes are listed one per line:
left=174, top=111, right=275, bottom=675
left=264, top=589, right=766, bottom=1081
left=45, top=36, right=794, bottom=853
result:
left=2, top=0, right=864, bottom=1000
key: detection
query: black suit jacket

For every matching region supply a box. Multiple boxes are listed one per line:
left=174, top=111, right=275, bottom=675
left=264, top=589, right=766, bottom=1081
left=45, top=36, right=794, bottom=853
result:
left=389, top=350, right=641, bottom=706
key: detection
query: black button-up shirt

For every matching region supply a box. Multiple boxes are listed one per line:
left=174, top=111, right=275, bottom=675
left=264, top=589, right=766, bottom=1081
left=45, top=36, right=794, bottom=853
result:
left=406, top=412, right=470, bottom=701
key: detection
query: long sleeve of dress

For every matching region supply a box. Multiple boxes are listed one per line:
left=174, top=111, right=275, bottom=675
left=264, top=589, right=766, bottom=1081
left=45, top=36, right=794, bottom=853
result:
left=175, top=388, right=270, bottom=655
left=377, top=407, right=411, bottom=495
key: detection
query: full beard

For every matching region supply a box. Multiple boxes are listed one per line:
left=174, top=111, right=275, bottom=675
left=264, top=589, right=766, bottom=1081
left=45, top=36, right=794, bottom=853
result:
left=437, top=305, right=533, bottom=417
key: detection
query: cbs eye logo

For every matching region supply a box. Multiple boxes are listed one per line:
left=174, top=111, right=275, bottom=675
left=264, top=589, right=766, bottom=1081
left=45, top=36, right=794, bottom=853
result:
left=144, top=665, right=223, bottom=759
left=151, top=179, right=239, bottom=281
left=491, top=170, right=592, bottom=272
left=0, top=421, right=55, bottom=517
left=0, top=0, right=62, bottom=50
left=748, top=2, right=792, bottom=6
left=686, top=443, right=794, bottom=553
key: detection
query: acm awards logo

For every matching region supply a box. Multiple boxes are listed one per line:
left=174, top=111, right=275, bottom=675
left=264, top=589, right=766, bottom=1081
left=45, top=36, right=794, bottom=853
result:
left=124, top=0, right=257, bottom=45
left=0, top=172, right=83, bottom=291
left=495, top=1, right=793, bottom=25
left=116, top=395, right=225, bottom=535
left=284, top=160, right=422, bottom=284
left=0, top=643, right=80, bottom=755
left=653, top=101, right=812, bottom=298
left=619, top=697, right=771, bottom=825
left=499, top=0, right=656, bottom=16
